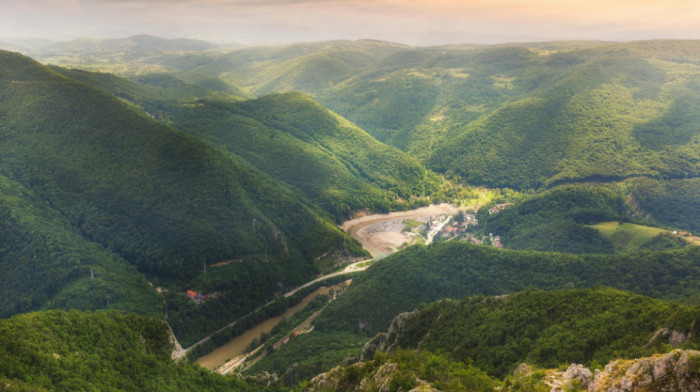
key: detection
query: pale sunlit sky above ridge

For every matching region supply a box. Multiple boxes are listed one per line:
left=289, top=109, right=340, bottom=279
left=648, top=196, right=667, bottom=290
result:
left=2, top=0, right=700, bottom=45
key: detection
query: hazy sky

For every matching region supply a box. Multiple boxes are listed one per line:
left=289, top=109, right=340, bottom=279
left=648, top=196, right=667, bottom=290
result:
left=3, top=0, right=700, bottom=45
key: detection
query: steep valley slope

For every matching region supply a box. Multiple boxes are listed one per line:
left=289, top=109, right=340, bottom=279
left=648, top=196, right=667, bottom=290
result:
left=0, top=50, right=365, bottom=346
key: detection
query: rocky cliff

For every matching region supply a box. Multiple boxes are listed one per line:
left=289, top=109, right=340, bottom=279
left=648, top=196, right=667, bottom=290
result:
left=360, top=310, right=420, bottom=362
left=306, top=350, right=700, bottom=392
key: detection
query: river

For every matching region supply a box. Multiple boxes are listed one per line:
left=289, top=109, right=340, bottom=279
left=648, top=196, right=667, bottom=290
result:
left=194, top=205, right=460, bottom=370
left=195, top=282, right=348, bottom=371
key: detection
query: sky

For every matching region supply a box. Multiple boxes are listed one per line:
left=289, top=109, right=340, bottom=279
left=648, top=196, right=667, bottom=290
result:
left=2, top=0, right=700, bottom=46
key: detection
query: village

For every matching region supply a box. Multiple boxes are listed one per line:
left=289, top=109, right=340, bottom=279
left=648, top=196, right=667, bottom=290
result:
left=398, top=203, right=512, bottom=251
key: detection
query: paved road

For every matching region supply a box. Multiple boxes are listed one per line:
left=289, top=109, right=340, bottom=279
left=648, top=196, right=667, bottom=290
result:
left=172, top=259, right=373, bottom=359
left=284, top=259, right=372, bottom=297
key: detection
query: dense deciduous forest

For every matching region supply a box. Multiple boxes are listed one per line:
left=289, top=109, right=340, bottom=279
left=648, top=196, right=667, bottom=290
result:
left=1, top=37, right=699, bottom=391
left=369, top=287, right=700, bottom=376
left=0, top=310, right=279, bottom=391
left=0, top=50, right=367, bottom=345
left=477, top=185, right=625, bottom=253
left=124, top=40, right=700, bottom=191
left=317, top=243, right=700, bottom=336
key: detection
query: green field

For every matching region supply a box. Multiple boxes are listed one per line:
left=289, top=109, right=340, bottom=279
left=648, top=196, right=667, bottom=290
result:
left=589, top=222, right=668, bottom=251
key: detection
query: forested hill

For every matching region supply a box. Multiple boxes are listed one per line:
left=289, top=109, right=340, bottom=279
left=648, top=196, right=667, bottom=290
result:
left=171, top=91, right=441, bottom=220
left=252, top=244, right=700, bottom=385
left=431, top=42, right=700, bottom=189
left=316, top=242, right=700, bottom=336
left=363, top=287, right=700, bottom=377
left=307, top=288, right=700, bottom=392
left=0, top=50, right=364, bottom=344
left=50, top=66, right=442, bottom=221
left=149, top=40, right=700, bottom=190
left=0, top=310, right=275, bottom=391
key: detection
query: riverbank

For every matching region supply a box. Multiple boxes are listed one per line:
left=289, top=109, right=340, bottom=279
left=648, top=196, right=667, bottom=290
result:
left=196, top=281, right=350, bottom=371
left=340, top=203, right=461, bottom=257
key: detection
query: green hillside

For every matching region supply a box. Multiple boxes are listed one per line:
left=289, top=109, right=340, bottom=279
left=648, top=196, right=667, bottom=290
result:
left=149, top=40, right=700, bottom=192
left=589, top=222, right=671, bottom=251
left=0, top=50, right=362, bottom=345
left=0, top=310, right=274, bottom=391
left=432, top=43, right=700, bottom=189
left=629, top=177, right=700, bottom=233
left=51, top=67, right=246, bottom=122
left=304, top=289, right=700, bottom=392
left=53, top=65, right=442, bottom=221
left=475, top=181, right=700, bottom=250
left=477, top=185, right=624, bottom=253
left=172, top=91, right=441, bottom=220
left=249, top=243, right=700, bottom=382
left=367, top=287, right=700, bottom=377
left=317, top=242, right=700, bottom=336
left=0, top=174, right=161, bottom=318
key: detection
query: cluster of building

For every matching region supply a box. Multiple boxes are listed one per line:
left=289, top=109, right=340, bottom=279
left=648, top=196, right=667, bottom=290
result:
left=186, top=290, right=218, bottom=304
left=488, top=203, right=512, bottom=215
left=436, top=209, right=507, bottom=249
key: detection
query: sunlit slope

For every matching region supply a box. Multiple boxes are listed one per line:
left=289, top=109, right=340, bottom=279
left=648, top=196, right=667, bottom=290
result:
left=161, top=40, right=700, bottom=190
left=52, top=65, right=440, bottom=221
left=185, top=40, right=408, bottom=93
left=172, top=91, right=441, bottom=220
left=0, top=50, right=359, bottom=341
left=433, top=43, right=700, bottom=189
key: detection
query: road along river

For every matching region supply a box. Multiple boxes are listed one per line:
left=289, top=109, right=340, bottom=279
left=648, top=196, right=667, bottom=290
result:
left=195, top=281, right=349, bottom=371
left=188, top=204, right=461, bottom=371
left=340, top=203, right=460, bottom=258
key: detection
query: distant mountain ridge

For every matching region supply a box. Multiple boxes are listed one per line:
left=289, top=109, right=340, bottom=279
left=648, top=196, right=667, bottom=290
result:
left=28, top=34, right=218, bottom=56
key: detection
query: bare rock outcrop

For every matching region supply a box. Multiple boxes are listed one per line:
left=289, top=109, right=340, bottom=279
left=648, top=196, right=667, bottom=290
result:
left=648, top=327, right=693, bottom=349
left=305, top=361, right=435, bottom=392
left=563, top=363, right=593, bottom=389
left=588, top=350, right=700, bottom=392
left=360, top=311, right=418, bottom=362
left=545, top=363, right=593, bottom=392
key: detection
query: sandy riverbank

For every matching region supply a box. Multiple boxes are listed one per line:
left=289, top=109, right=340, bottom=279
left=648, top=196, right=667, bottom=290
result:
left=340, top=203, right=460, bottom=257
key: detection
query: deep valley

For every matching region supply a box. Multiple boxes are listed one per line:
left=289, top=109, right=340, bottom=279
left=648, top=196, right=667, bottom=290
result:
left=1, top=34, right=699, bottom=391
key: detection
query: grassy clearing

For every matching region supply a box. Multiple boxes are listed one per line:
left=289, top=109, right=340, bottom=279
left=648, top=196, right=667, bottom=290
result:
left=589, top=222, right=668, bottom=251
left=402, top=219, right=424, bottom=232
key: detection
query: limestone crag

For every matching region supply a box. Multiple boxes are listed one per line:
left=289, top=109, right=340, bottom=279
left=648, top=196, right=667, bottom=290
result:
left=305, top=360, right=436, bottom=392
left=648, top=326, right=693, bottom=349
left=360, top=310, right=418, bottom=362
left=588, top=350, right=699, bottom=392
left=546, top=350, right=700, bottom=392
left=544, top=364, right=594, bottom=392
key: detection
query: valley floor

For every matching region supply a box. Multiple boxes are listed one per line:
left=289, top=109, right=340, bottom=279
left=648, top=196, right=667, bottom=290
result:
left=340, top=203, right=461, bottom=257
